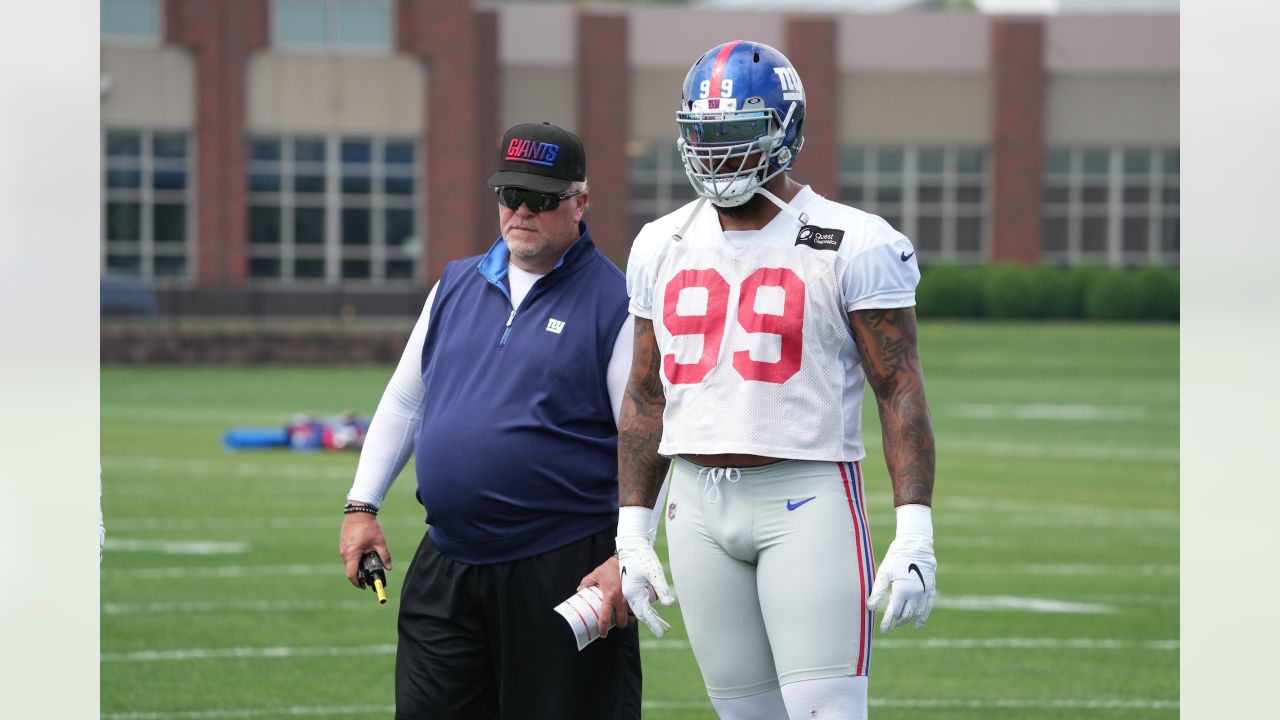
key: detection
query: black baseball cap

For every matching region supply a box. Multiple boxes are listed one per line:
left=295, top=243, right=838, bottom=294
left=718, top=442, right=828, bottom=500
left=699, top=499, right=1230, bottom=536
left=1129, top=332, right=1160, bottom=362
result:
left=486, top=122, right=586, bottom=193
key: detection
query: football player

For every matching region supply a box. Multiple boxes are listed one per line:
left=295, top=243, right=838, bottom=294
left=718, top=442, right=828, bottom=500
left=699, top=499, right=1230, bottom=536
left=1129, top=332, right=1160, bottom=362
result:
left=614, top=41, right=939, bottom=719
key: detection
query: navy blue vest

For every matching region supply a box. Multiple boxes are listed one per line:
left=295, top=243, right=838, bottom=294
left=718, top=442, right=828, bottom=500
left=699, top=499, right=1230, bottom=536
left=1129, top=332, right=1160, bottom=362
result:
left=414, top=224, right=629, bottom=564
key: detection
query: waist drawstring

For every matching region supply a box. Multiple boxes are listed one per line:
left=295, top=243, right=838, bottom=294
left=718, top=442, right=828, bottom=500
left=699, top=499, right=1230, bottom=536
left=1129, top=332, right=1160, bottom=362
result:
left=696, top=466, right=741, bottom=504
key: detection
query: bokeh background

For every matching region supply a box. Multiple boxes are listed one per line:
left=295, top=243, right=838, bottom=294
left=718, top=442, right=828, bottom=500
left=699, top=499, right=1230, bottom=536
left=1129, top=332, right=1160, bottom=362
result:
left=98, top=1, right=1180, bottom=718
left=100, top=0, right=1177, bottom=343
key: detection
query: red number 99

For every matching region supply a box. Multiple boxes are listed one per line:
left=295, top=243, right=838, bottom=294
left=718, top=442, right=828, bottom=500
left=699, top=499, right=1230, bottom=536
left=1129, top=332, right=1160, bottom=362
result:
left=662, top=267, right=806, bottom=385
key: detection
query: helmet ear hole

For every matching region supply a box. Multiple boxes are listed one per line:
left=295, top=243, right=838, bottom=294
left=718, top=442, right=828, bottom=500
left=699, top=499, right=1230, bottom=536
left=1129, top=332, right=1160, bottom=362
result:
left=753, top=52, right=760, bottom=62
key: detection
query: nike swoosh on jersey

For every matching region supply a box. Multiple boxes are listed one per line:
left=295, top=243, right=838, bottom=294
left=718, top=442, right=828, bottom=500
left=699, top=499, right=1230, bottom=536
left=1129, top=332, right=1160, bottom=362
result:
left=786, top=496, right=817, bottom=511
left=900, top=250, right=916, bottom=262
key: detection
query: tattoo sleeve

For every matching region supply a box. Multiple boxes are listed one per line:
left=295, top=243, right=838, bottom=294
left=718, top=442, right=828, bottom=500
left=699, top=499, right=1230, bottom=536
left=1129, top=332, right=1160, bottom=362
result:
left=849, top=307, right=936, bottom=507
left=617, top=317, right=671, bottom=508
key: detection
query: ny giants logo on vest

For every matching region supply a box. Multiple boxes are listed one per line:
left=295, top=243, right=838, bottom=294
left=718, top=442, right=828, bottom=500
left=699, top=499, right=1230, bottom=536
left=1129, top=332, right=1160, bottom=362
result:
left=795, top=225, right=845, bottom=251
left=505, top=139, right=560, bottom=168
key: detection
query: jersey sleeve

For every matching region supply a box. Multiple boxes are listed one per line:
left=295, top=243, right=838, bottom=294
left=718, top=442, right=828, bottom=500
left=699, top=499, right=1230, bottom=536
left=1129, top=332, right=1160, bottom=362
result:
left=842, top=214, right=921, bottom=312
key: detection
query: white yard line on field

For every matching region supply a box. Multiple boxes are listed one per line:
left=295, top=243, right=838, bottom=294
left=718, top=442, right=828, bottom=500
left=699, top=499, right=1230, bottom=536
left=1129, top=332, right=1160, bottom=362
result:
left=102, top=455, right=355, bottom=482
left=871, top=697, right=1178, bottom=709
left=101, top=637, right=1177, bottom=663
left=103, top=406, right=289, bottom=425
left=874, top=638, right=1179, bottom=651
left=101, top=645, right=398, bottom=662
left=99, top=696, right=1179, bottom=719
left=646, top=698, right=1180, bottom=711
left=104, top=539, right=249, bottom=555
left=934, top=595, right=1115, bottom=614
left=102, top=600, right=371, bottom=615
left=946, top=562, right=1179, bottom=577
left=108, top=516, right=425, bottom=531
left=949, top=403, right=1152, bottom=421
left=943, top=496, right=1178, bottom=524
left=101, top=706, right=395, bottom=719
left=104, top=563, right=335, bottom=580
left=936, top=439, right=1177, bottom=463
left=101, top=561, right=1177, bottom=583
left=99, top=594, right=1148, bottom=617
left=867, top=438, right=1177, bottom=463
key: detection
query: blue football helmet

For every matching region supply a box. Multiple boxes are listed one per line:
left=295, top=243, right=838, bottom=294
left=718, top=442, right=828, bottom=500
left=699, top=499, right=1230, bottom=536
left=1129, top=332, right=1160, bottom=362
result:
left=677, top=41, right=806, bottom=207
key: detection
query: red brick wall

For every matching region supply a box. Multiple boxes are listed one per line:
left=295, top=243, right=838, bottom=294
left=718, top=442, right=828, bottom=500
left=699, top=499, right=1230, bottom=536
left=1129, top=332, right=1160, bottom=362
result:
left=400, top=0, right=495, bottom=283
left=785, top=17, right=838, bottom=200
left=576, top=12, right=631, bottom=265
left=167, top=0, right=268, bottom=289
left=990, top=18, right=1045, bottom=265
left=473, top=10, right=502, bottom=249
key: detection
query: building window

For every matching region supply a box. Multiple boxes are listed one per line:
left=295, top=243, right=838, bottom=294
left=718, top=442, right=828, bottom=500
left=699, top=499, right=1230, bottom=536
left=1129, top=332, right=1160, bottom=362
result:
left=102, top=0, right=161, bottom=43
left=838, top=145, right=988, bottom=264
left=247, top=134, right=419, bottom=285
left=102, top=129, right=194, bottom=282
left=1042, top=146, right=1179, bottom=266
left=627, top=141, right=701, bottom=241
left=272, top=0, right=393, bottom=52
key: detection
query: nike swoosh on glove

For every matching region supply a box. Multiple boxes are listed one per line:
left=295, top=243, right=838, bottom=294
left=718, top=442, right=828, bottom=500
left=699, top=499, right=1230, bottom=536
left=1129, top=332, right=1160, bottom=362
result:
left=867, top=534, right=937, bottom=633
left=615, top=535, right=676, bottom=637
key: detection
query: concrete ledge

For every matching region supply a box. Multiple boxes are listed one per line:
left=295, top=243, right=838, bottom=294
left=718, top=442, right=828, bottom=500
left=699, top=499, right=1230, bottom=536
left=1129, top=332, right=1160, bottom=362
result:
left=102, top=319, right=413, bottom=364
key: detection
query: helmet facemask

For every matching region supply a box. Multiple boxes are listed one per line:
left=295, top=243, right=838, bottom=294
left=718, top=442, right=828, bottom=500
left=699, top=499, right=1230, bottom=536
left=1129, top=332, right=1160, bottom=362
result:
left=677, top=98, right=801, bottom=208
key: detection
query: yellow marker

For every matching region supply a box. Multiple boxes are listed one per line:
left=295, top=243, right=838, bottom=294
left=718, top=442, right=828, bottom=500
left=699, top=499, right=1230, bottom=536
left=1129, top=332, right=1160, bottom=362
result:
left=373, top=578, right=387, bottom=605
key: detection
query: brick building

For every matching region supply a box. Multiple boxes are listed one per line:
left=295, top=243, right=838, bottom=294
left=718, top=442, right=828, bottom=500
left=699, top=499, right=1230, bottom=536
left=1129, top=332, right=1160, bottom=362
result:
left=101, top=0, right=1178, bottom=314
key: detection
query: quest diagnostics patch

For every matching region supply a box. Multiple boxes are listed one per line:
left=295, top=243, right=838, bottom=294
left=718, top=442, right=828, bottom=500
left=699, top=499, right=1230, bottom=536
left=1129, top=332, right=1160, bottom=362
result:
left=795, top=225, right=844, bottom=251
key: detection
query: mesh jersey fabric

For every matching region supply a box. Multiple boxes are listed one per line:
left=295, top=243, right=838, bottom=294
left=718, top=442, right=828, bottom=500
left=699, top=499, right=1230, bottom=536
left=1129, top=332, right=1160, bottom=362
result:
left=625, top=186, right=920, bottom=462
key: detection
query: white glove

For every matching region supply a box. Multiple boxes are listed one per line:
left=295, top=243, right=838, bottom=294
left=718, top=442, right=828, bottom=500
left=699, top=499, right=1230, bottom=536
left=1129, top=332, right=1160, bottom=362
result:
left=867, top=504, right=937, bottom=633
left=616, top=506, right=676, bottom=637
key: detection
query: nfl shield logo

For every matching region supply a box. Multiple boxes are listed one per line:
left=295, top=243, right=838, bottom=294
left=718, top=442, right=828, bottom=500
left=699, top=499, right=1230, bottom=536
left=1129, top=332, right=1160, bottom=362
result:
left=667, top=502, right=677, bottom=520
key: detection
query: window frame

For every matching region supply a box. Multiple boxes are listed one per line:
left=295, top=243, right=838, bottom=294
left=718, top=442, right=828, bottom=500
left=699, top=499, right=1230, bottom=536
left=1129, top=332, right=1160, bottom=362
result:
left=1042, top=145, right=1179, bottom=267
left=270, top=0, right=395, bottom=55
left=838, top=144, right=990, bottom=265
left=627, top=141, right=701, bottom=243
left=247, top=132, right=422, bottom=286
left=101, top=0, right=164, bottom=46
left=101, top=127, right=196, bottom=285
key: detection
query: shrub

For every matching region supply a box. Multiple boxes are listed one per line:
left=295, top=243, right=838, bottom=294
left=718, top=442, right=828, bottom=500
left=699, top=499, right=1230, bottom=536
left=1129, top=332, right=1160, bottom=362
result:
left=1134, top=265, right=1179, bottom=321
left=917, top=264, right=982, bottom=318
left=1066, top=265, right=1109, bottom=319
left=982, top=263, right=1035, bottom=319
left=1030, top=265, right=1073, bottom=319
left=1083, top=269, right=1142, bottom=320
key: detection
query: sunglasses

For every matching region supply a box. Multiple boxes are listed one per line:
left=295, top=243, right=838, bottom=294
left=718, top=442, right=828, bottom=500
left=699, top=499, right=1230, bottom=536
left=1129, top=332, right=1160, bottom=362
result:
left=494, top=186, right=582, bottom=213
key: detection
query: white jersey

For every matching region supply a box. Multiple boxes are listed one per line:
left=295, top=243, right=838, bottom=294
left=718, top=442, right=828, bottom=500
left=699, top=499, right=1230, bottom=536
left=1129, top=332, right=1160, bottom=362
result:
left=626, top=186, right=919, bottom=461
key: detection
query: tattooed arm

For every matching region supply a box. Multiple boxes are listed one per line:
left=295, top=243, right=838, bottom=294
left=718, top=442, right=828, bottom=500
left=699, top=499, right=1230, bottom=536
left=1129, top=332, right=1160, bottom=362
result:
left=612, top=316, right=677, bottom=636
left=849, top=307, right=935, bottom=508
left=618, top=317, right=670, bottom=508
left=853, top=306, right=939, bottom=632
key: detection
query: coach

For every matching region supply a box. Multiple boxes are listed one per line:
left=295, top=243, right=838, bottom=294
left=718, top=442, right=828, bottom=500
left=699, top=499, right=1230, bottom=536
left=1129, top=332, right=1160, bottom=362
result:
left=338, top=122, right=642, bottom=719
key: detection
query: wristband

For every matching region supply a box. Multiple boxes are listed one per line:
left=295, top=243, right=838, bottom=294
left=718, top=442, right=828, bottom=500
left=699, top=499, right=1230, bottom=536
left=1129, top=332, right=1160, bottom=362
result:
left=344, top=503, right=378, bottom=516
left=617, top=505, right=651, bottom=538
left=895, top=503, right=933, bottom=538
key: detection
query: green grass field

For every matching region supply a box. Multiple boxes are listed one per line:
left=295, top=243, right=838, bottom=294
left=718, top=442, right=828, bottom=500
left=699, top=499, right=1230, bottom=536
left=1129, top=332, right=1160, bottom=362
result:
left=101, top=321, right=1178, bottom=719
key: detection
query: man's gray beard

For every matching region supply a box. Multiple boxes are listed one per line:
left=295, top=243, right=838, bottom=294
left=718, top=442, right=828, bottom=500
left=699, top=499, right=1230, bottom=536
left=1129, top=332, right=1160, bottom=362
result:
left=506, top=239, right=546, bottom=260
left=712, top=191, right=767, bottom=220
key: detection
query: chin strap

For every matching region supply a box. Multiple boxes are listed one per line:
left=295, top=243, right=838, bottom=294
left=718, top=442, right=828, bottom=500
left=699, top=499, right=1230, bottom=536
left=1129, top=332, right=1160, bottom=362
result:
left=673, top=187, right=808, bottom=242
left=671, top=197, right=708, bottom=242
left=755, top=186, right=810, bottom=227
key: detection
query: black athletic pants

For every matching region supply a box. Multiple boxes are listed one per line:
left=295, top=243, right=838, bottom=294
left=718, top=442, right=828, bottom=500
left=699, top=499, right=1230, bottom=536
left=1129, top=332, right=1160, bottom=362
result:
left=394, top=529, right=642, bottom=719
